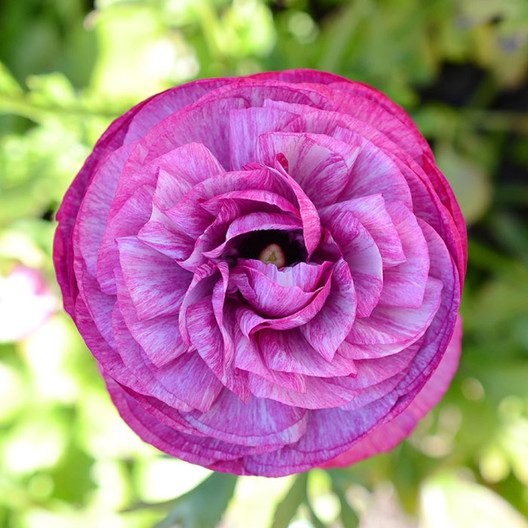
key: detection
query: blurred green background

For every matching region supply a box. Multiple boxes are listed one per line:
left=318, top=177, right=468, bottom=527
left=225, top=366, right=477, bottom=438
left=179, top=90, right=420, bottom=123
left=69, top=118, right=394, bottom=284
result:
left=1, top=1, right=527, bottom=527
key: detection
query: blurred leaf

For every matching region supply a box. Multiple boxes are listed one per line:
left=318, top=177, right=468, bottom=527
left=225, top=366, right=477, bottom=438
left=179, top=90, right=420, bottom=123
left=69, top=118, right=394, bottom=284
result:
left=489, top=212, right=528, bottom=264
left=317, top=0, right=371, bottom=72
left=271, top=472, right=308, bottom=528
left=420, top=471, right=528, bottom=528
left=49, top=441, right=96, bottom=505
left=27, top=73, right=77, bottom=107
left=328, top=471, right=359, bottom=528
left=91, top=3, right=195, bottom=100
left=151, top=472, right=237, bottom=528
left=435, top=143, right=492, bottom=224
left=0, top=61, right=22, bottom=96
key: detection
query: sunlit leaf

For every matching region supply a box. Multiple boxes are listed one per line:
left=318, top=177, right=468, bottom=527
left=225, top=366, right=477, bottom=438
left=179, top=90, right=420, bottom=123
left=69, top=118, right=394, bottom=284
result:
left=132, top=472, right=238, bottom=528
left=271, top=472, right=308, bottom=528
left=0, top=61, right=22, bottom=96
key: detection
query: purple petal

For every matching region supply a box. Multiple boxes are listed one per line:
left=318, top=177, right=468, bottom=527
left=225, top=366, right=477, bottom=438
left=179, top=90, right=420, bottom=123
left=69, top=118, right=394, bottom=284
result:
left=179, top=261, right=219, bottom=344
left=259, top=329, right=357, bottom=378
left=268, top=158, right=322, bottom=256
left=320, top=209, right=382, bottom=318
left=300, top=259, right=357, bottom=361
left=185, top=296, right=250, bottom=401
left=230, top=260, right=331, bottom=318
left=112, top=306, right=222, bottom=412
left=201, top=189, right=299, bottom=218
left=379, top=201, right=430, bottom=308
left=151, top=143, right=224, bottom=212
left=229, top=106, right=301, bottom=169
left=138, top=96, right=248, bottom=169
left=347, top=277, right=443, bottom=347
left=323, top=316, right=462, bottom=467
left=236, top=269, right=333, bottom=335
left=235, top=333, right=307, bottom=393
left=117, top=236, right=192, bottom=320
left=74, top=143, right=135, bottom=277
left=107, top=380, right=259, bottom=468
left=258, top=131, right=359, bottom=208
left=97, top=185, right=154, bottom=295
left=319, top=194, right=405, bottom=267
left=333, top=127, right=413, bottom=206
left=115, top=270, right=188, bottom=368
left=183, top=390, right=308, bottom=447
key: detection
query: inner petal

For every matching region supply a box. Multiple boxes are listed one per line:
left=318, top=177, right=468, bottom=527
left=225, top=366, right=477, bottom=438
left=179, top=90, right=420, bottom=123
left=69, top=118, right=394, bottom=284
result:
left=230, top=259, right=332, bottom=318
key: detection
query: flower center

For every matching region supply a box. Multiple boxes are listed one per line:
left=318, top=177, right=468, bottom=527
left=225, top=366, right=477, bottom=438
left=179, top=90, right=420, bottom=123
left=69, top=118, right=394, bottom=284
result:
left=258, top=243, right=286, bottom=268
left=236, top=230, right=307, bottom=267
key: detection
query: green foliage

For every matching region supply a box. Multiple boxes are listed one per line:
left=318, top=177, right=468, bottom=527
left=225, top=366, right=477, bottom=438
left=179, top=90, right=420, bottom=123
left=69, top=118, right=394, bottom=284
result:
left=134, top=472, right=238, bottom=528
left=1, top=0, right=528, bottom=527
left=272, top=473, right=309, bottom=528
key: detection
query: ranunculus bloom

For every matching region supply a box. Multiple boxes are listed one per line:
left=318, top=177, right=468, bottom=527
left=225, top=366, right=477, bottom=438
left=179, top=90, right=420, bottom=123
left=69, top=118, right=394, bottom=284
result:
left=54, top=70, right=466, bottom=476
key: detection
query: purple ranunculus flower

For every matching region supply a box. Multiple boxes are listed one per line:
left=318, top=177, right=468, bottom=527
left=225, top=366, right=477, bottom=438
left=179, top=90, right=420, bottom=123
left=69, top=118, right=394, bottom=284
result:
left=54, top=70, right=467, bottom=477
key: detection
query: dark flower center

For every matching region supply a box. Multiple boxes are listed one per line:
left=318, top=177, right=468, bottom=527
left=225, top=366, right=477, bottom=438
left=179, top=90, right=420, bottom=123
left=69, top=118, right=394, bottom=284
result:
left=236, top=230, right=307, bottom=267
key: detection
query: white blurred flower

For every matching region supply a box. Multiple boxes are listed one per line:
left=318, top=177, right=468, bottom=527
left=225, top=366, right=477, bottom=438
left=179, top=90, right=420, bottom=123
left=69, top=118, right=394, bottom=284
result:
left=0, top=266, right=57, bottom=342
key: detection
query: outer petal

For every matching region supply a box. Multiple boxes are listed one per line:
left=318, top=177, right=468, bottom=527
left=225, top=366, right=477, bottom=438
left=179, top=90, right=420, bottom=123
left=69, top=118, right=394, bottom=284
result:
left=379, top=201, right=430, bottom=308
left=322, top=316, right=462, bottom=467
left=182, top=391, right=308, bottom=448
left=97, top=185, right=154, bottom=295
left=55, top=78, right=235, bottom=314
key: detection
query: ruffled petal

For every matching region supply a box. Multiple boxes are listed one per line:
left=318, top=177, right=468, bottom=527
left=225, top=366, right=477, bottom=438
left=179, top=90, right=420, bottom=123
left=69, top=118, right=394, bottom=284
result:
left=320, top=209, right=382, bottom=318
left=319, top=194, right=405, bottom=267
left=230, top=260, right=331, bottom=318
left=322, top=316, right=462, bottom=467
left=258, top=131, right=359, bottom=208
left=117, top=236, right=192, bottom=320
left=236, top=270, right=332, bottom=335
left=151, top=143, right=225, bottom=211
left=115, top=269, right=188, bottom=368
left=299, top=259, right=357, bottom=361
left=346, top=277, right=443, bottom=348
left=379, top=201, right=430, bottom=308
left=183, top=390, right=308, bottom=447
left=97, top=185, right=154, bottom=294
left=112, top=305, right=223, bottom=412
left=259, top=329, right=357, bottom=378
left=229, top=106, right=301, bottom=169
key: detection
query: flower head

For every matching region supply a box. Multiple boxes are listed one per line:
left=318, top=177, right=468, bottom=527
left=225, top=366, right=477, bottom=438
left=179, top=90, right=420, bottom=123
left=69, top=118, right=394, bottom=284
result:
left=54, top=70, right=466, bottom=476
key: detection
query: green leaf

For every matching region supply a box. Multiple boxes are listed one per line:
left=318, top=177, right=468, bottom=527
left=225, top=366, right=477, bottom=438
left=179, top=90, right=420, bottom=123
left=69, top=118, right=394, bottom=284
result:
left=271, top=472, right=308, bottom=528
left=153, top=472, right=237, bottom=528
left=328, top=471, right=359, bottom=528
left=434, top=143, right=492, bottom=225
left=0, top=61, right=22, bottom=96
left=49, top=440, right=96, bottom=505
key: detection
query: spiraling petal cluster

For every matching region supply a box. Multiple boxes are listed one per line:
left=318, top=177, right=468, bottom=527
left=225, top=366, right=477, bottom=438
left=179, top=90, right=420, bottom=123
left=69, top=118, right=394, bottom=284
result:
left=54, top=70, right=466, bottom=476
